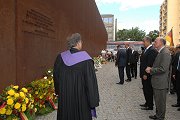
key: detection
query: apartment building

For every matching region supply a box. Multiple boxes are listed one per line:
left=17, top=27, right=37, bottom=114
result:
left=159, top=0, right=180, bottom=46
left=101, top=14, right=114, bottom=41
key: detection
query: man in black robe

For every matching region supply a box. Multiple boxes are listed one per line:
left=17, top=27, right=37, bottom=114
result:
left=53, top=33, right=99, bottom=120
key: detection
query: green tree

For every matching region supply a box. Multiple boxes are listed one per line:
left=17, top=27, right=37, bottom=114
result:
left=147, top=30, right=159, bottom=42
left=116, top=27, right=146, bottom=41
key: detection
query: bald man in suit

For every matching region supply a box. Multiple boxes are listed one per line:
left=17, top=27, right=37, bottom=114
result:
left=146, top=37, right=171, bottom=120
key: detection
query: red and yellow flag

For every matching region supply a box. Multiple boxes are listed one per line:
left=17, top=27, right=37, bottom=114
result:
left=165, top=29, right=174, bottom=46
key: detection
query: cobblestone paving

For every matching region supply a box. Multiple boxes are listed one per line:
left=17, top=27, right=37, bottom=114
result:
left=36, top=62, right=180, bottom=120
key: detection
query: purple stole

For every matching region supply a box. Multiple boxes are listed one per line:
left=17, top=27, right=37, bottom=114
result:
left=61, top=50, right=92, bottom=66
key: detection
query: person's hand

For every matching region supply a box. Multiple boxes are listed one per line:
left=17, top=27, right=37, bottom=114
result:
left=145, top=67, right=151, bottom=73
left=128, top=63, right=130, bottom=65
left=143, top=75, right=147, bottom=80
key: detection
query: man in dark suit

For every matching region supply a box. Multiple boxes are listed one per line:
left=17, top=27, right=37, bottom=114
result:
left=140, top=36, right=158, bottom=110
left=130, top=49, right=139, bottom=79
left=115, top=45, right=127, bottom=84
left=125, top=44, right=132, bottom=82
left=146, top=37, right=171, bottom=120
left=172, top=45, right=180, bottom=110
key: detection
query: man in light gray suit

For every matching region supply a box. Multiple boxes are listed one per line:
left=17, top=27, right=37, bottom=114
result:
left=146, top=37, right=171, bottom=120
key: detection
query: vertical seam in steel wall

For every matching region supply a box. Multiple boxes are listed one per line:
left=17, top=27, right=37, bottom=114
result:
left=14, top=0, right=17, bottom=85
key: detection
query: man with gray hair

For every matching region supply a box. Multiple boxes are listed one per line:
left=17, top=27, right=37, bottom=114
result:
left=146, top=37, right=171, bottom=120
left=53, top=33, right=99, bottom=120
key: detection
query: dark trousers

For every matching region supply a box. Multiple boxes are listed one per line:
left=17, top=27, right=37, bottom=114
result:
left=176, top=71, right=180, bottom=104
left=126, top=64, right=131, bottom=80
left=130, top=62, right=137, bottom=78
left=171, top=76, right=176, bottom=92
left=142, top=78, right=153, bottom=108
left=118, top=66, right=125, bottom=84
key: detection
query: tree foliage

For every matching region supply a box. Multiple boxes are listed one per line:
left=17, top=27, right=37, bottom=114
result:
left=116, top=27, right=146, bottom=41
left=146, top=30, right=159, bottom=42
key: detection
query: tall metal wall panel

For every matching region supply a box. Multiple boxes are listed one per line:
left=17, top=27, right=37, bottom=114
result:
left=0, top=0, right=107, bottom=92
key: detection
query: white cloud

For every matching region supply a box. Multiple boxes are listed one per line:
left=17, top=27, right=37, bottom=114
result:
left=95, top=0, right=164, bottom=11
left=117, top=19, right=159, bottom=34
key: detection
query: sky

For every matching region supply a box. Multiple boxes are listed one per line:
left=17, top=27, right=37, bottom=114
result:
left=95, top=0, right=164, bottom=34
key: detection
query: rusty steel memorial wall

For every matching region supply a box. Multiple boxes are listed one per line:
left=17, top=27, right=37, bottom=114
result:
left=0, top=0, right=107, bottom=92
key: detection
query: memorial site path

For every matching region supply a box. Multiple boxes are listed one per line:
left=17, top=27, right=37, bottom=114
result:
left=36, top=62, right=180, bottom=120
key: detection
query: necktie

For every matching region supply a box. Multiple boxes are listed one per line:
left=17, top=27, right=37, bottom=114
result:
left=177, top=55, right=180, bottom=72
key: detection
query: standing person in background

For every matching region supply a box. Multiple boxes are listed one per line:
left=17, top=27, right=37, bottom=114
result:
left=101, top=49, right=106, bottom=59
left=172, top=45, right=180, bottom=110
left=146, top=37, right=171, bottom=120
left=169, top=47, right=176, bottom=94
left=125, top=44, right=132, bottom=82
left=115, top=45, right=127, bottom=85
left=53, top=33, right=99, bottom=120
left=140, top=36, right=158, bottom=110
left=130, top=48, right=139, bottom=79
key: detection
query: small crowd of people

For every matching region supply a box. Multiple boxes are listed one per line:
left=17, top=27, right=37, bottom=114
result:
left=101, top=49, right=116, bottom=62
left=115, top=36, right=180, bottom=120
left=115, top=44, right=139, bottom=84
left=52, top=32, right=180, bottom=120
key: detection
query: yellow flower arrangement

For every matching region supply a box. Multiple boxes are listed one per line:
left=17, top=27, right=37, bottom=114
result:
left=0, top=85, right=35, bottom=119
left=0, top=69, right=56, bottom=119
left=26, top=75, right=57, bottom=114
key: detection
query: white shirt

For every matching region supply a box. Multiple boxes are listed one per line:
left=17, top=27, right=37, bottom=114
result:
left=144, top=44, right=152, bottom=53
left=132, top=50, right=134, bottom=54
left=158, top=46, right=165, bottom=53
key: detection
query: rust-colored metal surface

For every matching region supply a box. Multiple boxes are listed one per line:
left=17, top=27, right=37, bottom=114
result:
left=0, top=0, right=107, bottom=92
left=0, top=0, right=16, bottom=92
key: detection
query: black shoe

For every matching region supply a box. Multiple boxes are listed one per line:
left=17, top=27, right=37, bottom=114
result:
left=116, top=82, right=123, bottom=85
left=172, top=104, right=180, bottom=107
left=125, top=79, right=131, bottom=82
left=141, top=107, right=153, bottom=110
left=125, top=79, right=129, bottom=82
left=139, top=104, right=147, bottom=107
left=177, top=108, right=180, bottom=111
left=149, top=115, right=158, bottom=119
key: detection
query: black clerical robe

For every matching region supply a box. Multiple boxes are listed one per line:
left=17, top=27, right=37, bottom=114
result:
left=53, top=48, right=99, bottom=120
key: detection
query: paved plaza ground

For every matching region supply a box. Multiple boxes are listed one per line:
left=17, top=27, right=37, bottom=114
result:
left=36, top=62, right=180, bottom=120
